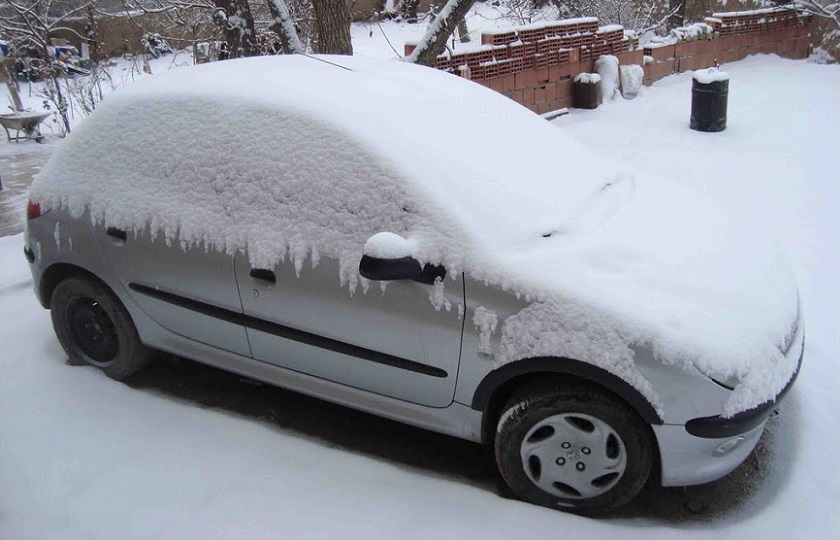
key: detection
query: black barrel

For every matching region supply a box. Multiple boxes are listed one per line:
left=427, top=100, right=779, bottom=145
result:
left=574, top=78, right=601, bottom=110
left=690, top=78, right=728, bottom=132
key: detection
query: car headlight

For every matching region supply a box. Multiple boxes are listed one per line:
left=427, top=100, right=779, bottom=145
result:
left=710, top=299, right=800, bottom=392
left=778, top=300, right=801, bottom=356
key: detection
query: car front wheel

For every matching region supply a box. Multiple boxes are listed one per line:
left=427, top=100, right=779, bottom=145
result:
left=495, top=381, right=654, bottom=514
left=50, top=276, right=152, bottom=380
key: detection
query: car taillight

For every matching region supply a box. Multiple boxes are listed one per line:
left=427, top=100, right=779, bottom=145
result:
left=26, top=200, right=44, bottom=220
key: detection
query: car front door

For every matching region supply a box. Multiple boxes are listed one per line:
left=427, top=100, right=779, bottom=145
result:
left=234, top=252, right=464, bottom=408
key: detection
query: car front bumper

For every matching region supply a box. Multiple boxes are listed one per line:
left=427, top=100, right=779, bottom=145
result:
left=655, top=324, right=804, bottom=487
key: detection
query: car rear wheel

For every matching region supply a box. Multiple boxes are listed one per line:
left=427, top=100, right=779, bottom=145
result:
left=50, top=276, right=152, bottom=380
left=495, top=381, right=653, bottom=514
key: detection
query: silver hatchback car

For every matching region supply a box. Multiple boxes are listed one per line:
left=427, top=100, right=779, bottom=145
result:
left=24, top=55, right=802, bottom=514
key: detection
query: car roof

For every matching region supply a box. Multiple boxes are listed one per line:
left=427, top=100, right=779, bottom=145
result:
left=109, top=54, right=607, bottom=248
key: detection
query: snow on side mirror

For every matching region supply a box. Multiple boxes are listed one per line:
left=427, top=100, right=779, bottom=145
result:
left=363, top=232, right=417, bottom=260
left=359, top=232, right=445, bottom=285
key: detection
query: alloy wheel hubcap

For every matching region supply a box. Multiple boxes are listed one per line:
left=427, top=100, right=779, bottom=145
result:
left=520, top=412, right=627, bottom=500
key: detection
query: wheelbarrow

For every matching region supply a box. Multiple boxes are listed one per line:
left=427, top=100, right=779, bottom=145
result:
left=0, top=112, right=51, bottom=143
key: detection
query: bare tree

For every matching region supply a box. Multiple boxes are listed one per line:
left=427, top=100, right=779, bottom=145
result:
left=118, top=0, right=262, bottom=58
left=667, top=0, right=686, bottom=30
left=552, top=0, right=676, bottom=34
left=407, top=0, right=477, bottom=65
left=117, top=0, right=311, bottom=56
left=310, top=0, right=352, bottom=54
left=212, top=0, right=258, bottom=56
left=0, top=0, right=97, bottom=132
left=266, top=0, right=305, bottom=53
left=116, top=1, right=221, bottom=63
left=793, top=0, right=840, bottom=28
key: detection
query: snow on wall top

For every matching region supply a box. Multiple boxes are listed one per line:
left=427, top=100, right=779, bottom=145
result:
left=713, top=6, right=795, bottom=18
left=30, top=55, right=799, bottom=415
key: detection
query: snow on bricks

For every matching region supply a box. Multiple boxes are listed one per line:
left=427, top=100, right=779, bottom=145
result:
left=418, top=7, right=812, bottom=112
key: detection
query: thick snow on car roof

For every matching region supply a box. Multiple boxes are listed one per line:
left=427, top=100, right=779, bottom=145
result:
left=31, top=55, right=799, bottom=416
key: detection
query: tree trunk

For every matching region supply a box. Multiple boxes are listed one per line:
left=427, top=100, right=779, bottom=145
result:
left=4, top=82, right=25, bottom=112
left=404, top=0, right=419, bottom=23
left=668, top=0, right=687, bottom=30
left=457, top=18, right=470, bottom=43
left=213, top=0, right=259, bottom=58
left=408, top=0, right=477, bottom=66
left=311, top=0, right=353, bottom=55
left=266, top=0, right=305, bottom=54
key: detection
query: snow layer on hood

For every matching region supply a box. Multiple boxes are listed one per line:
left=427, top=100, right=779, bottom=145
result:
left=30, top=55, right=799, bottom=414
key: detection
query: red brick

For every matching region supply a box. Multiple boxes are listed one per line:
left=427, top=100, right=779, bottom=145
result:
left=696, top=39, right=716, bottom=56
left=696, top=53, right=717, bottom=69
left=569, top=48, right=580, bottom=63
left=502, top=74, right=516, bottom=93
left=559, top=62, right=571, bottom=78
left=481, top=31, right=517, bottom=46
left=545, top=82, right=558, bottom=101
left=535, top=67, right=550, bottom=84
left=628, top=50, right=644, bottom=65
left=557, top=79, right=573, bottom=100
left=514, top=70, right=532, bottom=90
left=674, top=41, right=691, bottom=58
left=510, top=89, right=524, bottom=105
left=534, top=86, right=547, bottom=103
left=644, top=43, right=675, bottom=62
left=541, top=99, right=560, bottom=113
left=717, top=36, right=738, bottom=51
left=489, top=76, right=505, bottom=92
left=548, top=64, right=561, bottom=82
left=523, top=87, right=536, bottom=105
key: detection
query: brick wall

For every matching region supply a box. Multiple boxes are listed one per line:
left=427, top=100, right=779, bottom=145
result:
left=407, top=8, right=812, bottom=115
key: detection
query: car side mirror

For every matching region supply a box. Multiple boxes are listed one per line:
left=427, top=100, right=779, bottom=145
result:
left=359, top=233, right=446, bottom=285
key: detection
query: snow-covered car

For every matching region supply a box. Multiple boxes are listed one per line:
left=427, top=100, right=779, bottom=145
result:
left=24, top=55, right=803, bottom=514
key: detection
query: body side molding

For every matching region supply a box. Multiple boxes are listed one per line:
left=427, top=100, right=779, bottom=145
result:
left=128, top=282, right=448, bottom=378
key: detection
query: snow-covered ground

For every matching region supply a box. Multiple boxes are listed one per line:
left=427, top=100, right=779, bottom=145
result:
left=1, top=22, right=838, bottom=540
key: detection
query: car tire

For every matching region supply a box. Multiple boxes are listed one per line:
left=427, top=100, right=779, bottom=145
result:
left=495, top=380, right=653, bottom=514
left=50, top=276, right=152, bottom=380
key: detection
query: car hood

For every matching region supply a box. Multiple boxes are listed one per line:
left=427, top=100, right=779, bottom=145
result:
left=440, top=167, right=800, bottom=416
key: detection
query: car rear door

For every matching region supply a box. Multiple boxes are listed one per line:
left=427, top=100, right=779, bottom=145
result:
left=234, top=253, right=464, bottom=408
left=95, top=225, right=251, bottom=357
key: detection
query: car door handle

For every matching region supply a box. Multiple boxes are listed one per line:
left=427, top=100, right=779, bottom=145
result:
left=106, top=227, right=127, bottom=245
left=249, top=268, right=276, bottom=284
